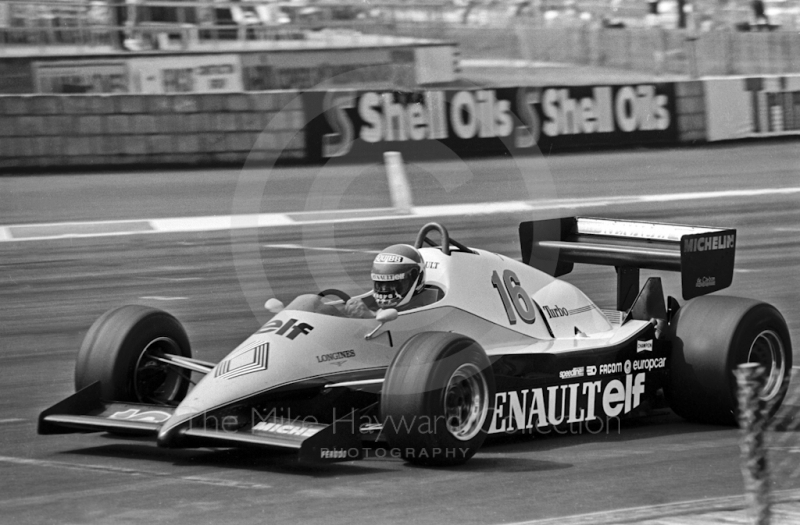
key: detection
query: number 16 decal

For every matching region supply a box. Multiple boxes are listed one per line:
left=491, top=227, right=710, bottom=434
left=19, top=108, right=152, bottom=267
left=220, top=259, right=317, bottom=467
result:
left=491, top=269, right=536, bottom=325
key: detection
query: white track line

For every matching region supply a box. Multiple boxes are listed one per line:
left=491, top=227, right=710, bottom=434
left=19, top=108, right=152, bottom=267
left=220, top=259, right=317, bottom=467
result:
left=2, top=187, right=798, bottom=242
left=0, top=418, right=25, bottom=424
left=264, top=243, right=381, bottom=254
left=500, top=488, right=800, bottom=525
left=0, top=455, right=273, bottom=490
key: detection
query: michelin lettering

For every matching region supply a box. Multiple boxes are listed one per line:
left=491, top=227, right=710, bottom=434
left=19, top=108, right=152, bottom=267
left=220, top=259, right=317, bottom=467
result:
left=683, top=234, right=735, bottom=253
left=253, top=421, right=321, bottom=438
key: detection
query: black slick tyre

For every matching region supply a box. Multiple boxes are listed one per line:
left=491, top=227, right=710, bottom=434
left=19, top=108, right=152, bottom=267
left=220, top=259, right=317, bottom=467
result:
left=380, top=332, right=495, bottom=466
left=75, top=305, right=192, bottom=404
left=666, top=296, right=791, bottom=425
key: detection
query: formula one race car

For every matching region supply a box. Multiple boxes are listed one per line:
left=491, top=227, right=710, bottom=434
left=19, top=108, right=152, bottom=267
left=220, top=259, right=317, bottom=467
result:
left=39, top=219, right=792, bottom=466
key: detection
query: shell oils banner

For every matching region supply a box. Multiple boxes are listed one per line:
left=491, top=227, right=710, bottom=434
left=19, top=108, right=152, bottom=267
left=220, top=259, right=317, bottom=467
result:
left=302, top=84, right=678, bottom=162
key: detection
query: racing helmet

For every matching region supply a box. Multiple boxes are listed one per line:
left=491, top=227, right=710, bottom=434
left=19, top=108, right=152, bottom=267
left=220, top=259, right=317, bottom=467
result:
left=371, top=244, right=425, bottom=309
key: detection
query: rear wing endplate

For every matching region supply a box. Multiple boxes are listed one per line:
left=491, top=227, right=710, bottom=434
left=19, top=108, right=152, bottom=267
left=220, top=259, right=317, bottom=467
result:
left=520, top=217, right=736, bottom=307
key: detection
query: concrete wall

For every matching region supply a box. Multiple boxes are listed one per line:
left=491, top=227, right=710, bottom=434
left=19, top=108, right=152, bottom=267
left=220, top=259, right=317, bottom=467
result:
left=0, top=91, right=305, bottom=169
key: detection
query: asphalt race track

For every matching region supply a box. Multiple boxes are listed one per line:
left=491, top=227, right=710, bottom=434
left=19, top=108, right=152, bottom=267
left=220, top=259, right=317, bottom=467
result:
left=1, top=141, right=799, bottom=524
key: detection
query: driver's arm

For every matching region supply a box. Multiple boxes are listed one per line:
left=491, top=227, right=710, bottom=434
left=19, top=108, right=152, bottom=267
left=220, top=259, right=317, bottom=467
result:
left=344, top=297, right=376, bottom=319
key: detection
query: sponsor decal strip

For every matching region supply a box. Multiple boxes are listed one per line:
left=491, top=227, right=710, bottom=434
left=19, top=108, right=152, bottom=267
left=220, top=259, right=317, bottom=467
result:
left=3, top=187, right=800, bottom=242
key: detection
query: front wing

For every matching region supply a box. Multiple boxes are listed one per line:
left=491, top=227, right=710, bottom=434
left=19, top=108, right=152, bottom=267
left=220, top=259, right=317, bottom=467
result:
left=38, top=382, right=364, bottom=462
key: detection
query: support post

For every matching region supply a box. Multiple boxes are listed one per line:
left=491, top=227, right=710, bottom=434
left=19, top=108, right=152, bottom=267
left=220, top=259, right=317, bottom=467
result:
left=615, top=266, right=639, bottom=311
left=735, top=363, right=771, bottom=525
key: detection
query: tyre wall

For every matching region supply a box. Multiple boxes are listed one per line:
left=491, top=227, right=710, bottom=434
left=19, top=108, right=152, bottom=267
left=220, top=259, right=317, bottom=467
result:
left=0, top=92, right=305, bottom=169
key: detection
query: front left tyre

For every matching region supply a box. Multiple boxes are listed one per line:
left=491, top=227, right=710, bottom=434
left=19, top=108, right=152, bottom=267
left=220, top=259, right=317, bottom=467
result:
left=380, top=332, right=495, bottom=466
left=75, top=305, right=192, bottom=405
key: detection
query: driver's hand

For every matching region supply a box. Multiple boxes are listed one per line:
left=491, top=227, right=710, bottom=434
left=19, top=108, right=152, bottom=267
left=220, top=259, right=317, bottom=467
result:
left=345, top=297, right=375, bottom=319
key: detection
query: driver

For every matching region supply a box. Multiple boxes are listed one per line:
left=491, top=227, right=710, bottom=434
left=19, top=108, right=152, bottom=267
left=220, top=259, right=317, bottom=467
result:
left=345, top=244, right=426, bottom=319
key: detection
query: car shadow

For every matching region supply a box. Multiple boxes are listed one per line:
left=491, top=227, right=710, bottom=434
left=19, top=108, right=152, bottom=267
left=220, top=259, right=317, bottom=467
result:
left=479, top=409, right=734, bottom=454
left=59, top=443, right=395, bottom=476
left=55, top=407, right=778, bottom=476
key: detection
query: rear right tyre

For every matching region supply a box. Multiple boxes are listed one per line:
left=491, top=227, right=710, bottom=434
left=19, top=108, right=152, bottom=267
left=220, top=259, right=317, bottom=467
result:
left=666, top=296, right=791, bottom=425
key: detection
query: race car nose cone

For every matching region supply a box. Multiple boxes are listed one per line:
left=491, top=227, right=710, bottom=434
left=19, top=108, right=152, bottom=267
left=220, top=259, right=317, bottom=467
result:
left=156, top=414, right=192, bottom=448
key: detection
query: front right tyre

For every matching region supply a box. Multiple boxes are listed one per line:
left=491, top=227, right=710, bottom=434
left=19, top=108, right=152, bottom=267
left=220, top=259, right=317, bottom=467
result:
left=75, top=305, right=192, bottom=405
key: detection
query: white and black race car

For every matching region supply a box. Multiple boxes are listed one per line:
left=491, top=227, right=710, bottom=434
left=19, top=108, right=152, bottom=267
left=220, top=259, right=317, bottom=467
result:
left=39, top=219, right=792, bottom=466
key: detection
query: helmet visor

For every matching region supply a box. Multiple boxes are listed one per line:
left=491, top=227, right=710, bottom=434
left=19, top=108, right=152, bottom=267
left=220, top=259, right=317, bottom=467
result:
left=372, top=271, right=416, bottom=308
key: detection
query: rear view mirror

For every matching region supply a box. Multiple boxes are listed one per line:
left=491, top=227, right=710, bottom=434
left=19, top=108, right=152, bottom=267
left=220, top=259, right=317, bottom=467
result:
left=264, top=298, right=285, bottom=313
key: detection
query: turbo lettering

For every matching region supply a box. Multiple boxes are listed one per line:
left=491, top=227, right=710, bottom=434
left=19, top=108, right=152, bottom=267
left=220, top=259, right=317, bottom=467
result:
left=544, top=305, right=570, bottom=318
left=489, top=373, right=646, bottom=433
left=374, top=254, right=404, bottom=263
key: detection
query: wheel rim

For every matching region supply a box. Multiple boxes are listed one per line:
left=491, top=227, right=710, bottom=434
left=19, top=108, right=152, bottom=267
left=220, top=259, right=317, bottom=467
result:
left=746, top=329, right=786, bottom=402
left=444, top=363, right=489, bottom=442
left=133, top=337, right=187, bottom=404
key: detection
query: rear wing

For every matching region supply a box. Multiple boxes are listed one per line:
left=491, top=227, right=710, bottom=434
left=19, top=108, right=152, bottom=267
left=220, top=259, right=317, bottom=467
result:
left=519, top=217, right=736, bottom=308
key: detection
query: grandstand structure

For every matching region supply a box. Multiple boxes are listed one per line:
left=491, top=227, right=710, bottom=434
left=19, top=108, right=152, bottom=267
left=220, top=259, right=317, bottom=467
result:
left=0, top=0, right=798, bottom=90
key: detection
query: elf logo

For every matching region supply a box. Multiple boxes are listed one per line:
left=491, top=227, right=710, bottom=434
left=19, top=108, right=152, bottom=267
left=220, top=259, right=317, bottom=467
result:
left=257, top=318, right=314, bottom=340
